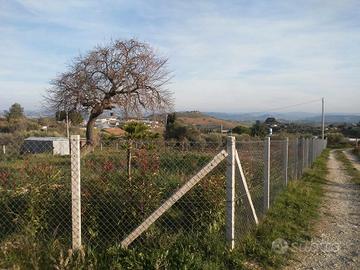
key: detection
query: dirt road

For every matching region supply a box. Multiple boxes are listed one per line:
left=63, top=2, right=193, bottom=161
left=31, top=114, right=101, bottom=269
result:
left=285, top=150, right=360, bottom=269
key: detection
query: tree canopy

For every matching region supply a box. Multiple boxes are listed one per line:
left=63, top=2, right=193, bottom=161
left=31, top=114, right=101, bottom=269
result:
left=232, top=125, right=250, bottom=135
left=250, top=121, right=268, bottom=138
left=47, top=39, right=172, bottom=146
left=123, top=122, right=158, bottom=140
left=165, top=113, right=200, bottom=141
left=5, top=103, right=24, bottom=121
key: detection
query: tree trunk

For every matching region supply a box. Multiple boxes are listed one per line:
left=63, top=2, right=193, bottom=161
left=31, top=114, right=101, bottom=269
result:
left=86, top=116, right=97, bottom=146
left=82, top=110, right=102, bottom=153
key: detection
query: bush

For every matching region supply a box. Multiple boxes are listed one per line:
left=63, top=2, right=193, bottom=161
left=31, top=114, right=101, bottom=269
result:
left=232, top=125, right=251, bottom=135
left=326, top=132, right=350, bottom=148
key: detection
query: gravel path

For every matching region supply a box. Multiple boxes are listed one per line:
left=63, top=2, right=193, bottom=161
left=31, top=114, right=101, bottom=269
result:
left=284, top=150, right=360, bottom=269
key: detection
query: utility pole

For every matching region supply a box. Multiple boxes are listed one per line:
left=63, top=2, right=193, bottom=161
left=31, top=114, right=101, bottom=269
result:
left=321, top=97, right=325, bottom=140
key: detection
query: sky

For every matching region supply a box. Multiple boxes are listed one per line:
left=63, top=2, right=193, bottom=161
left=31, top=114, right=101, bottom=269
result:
left=0, top=0, right=359, bottom=114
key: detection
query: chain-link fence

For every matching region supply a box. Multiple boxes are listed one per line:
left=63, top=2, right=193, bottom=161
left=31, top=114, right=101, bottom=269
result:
left=80, top=139, right=227, bottom=252
left=0, top=136, right=72, bottom=250
left=0, top=136, right=327, bottom=254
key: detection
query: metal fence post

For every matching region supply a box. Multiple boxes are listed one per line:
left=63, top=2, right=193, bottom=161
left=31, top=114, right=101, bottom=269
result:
left=303, top=139, right=307, bottom=169
left=264, top=137, right=270, bottom=211
left=70, top=135, right=81, bottom=250
left=307, top=139, right=311, bottom=166
left=295, top=139, right=298, bottom=179
left=226, top=136, right=236, bottom=249
left=284, top=138, right=289, bottom=186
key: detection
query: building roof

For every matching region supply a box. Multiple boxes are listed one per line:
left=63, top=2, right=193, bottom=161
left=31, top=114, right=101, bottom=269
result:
left=25, top=137, right=69, bottom=142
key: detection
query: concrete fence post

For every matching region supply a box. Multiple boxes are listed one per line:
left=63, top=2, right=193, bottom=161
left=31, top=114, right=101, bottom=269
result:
left=226, top=136, right=236, bottom=250
left=264, top=137, right=271, bottom=211
left=2, top=145, right=5, bottom=155
left=284, top=138, right=289, bottom=186
left=321, top=139, right=323, bottom=154
left=309, top=138, right=313, bottom=165
left=301, top=138, right=306, bottom=174
left=313, top=139, right=316, bottom=162
left=70, top=135, right=81, bottom=250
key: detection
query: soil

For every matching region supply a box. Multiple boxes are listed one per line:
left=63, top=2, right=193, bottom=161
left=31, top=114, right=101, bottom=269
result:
left=284, top=150, right=360, bottom=269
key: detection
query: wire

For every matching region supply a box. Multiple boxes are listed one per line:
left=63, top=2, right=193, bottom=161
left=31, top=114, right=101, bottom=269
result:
left=260, top=99, right=322, bottom=113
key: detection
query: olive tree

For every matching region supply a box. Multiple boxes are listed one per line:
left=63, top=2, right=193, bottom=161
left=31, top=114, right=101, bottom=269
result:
left=47, top=39, right=172, bottom=147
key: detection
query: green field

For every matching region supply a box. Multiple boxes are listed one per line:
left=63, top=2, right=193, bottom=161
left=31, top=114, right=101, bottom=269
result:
left=0, top=139, right=323, bottom=269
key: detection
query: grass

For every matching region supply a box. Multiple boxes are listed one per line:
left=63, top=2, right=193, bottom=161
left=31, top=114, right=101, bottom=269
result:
left=239, top=149, right=330, bottom=269
left=0, top=149, right=330, bottom=269
left=335, top=150, right=360, bottom=185
left=352, top=147, right=360, bottom=160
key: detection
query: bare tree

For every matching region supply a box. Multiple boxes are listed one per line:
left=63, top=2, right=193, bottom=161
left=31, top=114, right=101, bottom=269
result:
left=47, top=39, right=172, bottom=147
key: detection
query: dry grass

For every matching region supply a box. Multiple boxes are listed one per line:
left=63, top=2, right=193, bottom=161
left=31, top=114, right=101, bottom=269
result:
left=177, top=112, right=241, bottom=129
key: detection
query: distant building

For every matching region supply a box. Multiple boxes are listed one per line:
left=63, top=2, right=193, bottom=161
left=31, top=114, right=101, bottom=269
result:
left=95, top=116, right=120, bottom=129
left=264, top=117, right=284, bottom=133
left=118, top=118, right=160, bottom=128
left=21, top=137, right=70, bottom=156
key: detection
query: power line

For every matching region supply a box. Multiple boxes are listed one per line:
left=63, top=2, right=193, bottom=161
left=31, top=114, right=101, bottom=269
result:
left=260, top=99, right=321, bottom=113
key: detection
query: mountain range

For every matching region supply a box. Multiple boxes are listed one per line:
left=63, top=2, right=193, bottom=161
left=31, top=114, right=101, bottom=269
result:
left=3, top=110, right=358, bottom=125
left=205, top=112, right=360, bottom=124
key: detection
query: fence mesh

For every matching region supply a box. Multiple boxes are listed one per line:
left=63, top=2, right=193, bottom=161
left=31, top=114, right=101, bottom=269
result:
left=0, top=137, right=72, bottom=250
left=0, top=136, right=327, bottom=256
left=269, top=140, right=286, bottom=205
left=235, top=141, right=265, bottom=239
left=81, top=140, right=227, bottom=251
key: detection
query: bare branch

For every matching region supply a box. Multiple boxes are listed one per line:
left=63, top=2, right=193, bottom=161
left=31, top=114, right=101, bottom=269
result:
left=46, top=38, right=173, bottom=145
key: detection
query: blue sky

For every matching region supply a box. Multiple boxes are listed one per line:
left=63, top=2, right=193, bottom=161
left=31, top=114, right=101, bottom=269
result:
left=0, top=0, right=359, bottom=113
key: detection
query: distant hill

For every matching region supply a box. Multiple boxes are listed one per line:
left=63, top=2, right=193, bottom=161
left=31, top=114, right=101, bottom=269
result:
left=176, top=111, right=243, bottom=129
left=301, top=114, right=360, bottom=124
left=205, top=112, right=360, bottom=124
left=21, top=109, right=360, bottom=125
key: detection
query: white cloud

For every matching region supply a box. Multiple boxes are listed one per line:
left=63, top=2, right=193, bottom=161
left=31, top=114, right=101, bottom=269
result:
left=0, top=0, right=359, bottom=113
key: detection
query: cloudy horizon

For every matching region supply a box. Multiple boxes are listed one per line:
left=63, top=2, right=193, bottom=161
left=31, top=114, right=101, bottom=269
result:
left=1, top=0, right=359, bottom=113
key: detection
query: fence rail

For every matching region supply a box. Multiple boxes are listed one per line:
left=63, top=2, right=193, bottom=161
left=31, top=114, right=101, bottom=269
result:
left=0, top=136, right=327, bottom=253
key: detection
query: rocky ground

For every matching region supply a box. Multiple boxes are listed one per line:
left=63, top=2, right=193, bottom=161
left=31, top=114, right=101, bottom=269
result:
left=284, top=150, right=360, bottom=269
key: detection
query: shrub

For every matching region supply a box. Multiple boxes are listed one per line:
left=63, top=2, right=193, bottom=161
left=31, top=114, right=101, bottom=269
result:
left=326, top=132, right=350, bottom=148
